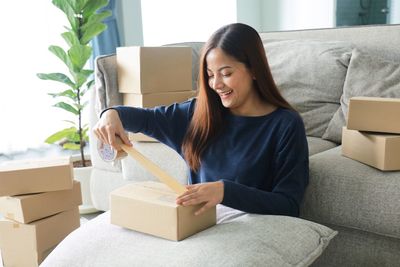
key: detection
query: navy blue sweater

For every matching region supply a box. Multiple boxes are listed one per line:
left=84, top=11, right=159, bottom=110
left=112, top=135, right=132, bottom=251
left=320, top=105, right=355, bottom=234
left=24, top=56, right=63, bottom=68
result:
left=113, top=99, right=309, bottom=216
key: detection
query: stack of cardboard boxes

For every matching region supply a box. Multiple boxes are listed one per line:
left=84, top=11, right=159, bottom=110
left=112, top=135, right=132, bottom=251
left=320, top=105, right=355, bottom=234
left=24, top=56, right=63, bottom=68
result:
left=116, top=46, right=196, bottom=142
left=0, top=157, right=82, bottom=266
left=342, top=97, right=400, bottom=171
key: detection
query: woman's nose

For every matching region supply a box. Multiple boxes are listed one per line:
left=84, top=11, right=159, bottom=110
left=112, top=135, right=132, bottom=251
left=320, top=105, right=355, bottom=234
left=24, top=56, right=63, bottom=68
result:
left=211, top=75, right=224, bottom=90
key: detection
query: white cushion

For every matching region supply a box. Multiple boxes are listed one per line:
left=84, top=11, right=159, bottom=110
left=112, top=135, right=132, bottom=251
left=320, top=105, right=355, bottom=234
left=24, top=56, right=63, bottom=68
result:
left=41, top=205, right=336, bottom=267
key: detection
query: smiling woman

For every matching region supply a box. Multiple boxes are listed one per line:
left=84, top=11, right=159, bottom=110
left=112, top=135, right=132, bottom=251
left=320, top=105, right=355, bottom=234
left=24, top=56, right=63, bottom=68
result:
left=0, top=2, right=77, bottom=154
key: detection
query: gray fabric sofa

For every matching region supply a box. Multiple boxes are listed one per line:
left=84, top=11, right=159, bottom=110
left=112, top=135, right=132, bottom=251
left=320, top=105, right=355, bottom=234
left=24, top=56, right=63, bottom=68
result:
left=88, top=24, right=400, bottom=266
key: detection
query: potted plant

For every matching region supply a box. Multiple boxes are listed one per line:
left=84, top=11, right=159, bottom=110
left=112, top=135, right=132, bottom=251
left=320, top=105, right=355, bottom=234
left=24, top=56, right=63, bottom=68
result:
left=37, top=0, right=111, bottom=167
left=37, top=0, right=111, bottom=214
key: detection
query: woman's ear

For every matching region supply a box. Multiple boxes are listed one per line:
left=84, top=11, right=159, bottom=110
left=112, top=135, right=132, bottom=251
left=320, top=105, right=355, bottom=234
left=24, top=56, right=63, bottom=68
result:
left=251, top=70, right=256, bottom=80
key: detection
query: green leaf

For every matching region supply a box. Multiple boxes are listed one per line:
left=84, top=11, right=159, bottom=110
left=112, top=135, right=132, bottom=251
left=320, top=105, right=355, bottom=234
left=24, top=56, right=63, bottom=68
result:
left=63, top=142, right=81, bottom=150
left=80, top=86, right=90, bottom=97
left=84, top=10, right=111, bottom=27
left=37, top=73, right=75, bottom=88
left=61, top=31, right=80, bottom=47
left=48, top=89, right=77, bottom=100
left=54, top=102, right=79, bottom=115
left=80, top=23, right=107, bottom=45
left=82, top=0, right=108, bottom=18
left=48, top=46, right=73, bottom=70
left=52, top=0, right=78, bottom=31
left=72, top=69, right=93, bottom=88
left=45, top=127, right=77, bottom=144
left=68, top=44, right=92, bottom=71
left=68, top=0, right=85, bottom=13
left=68, top=130, right=81, bottom=142
left=86, top=79, right=95, bottom=89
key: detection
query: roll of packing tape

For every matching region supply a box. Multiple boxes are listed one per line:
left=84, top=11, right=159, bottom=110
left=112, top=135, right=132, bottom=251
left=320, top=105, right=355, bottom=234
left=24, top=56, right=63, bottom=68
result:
left=97, top=140, right=127, bottom=162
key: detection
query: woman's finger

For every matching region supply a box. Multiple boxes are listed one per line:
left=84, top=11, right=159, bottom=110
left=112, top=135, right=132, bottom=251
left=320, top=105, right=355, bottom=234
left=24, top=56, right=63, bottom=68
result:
left=195, top=202, right=212, bottom=216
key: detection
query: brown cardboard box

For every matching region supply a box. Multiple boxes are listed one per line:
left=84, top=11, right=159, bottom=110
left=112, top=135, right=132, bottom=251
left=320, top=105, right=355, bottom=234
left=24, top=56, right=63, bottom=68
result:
left=0, top=157, right=73, bottom=196
left=123, top=90, right=196, bottom=108
left=0, top=245, right=54, bottom=267
left=0, top=207, right=80, bottom=266
left=117, top=46, right=192, bottom=94
left=0, top=181, right=82, bottom=223
left=342, top=127, right=400, bottom=171
left=347, top=97, right=400, bottom=134
left=110, top=181, right=216, bottom=241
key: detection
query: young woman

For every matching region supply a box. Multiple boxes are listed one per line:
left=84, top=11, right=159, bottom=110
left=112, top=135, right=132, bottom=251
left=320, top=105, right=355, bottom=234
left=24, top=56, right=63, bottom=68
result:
left=94, top=23, right=309, bottom=217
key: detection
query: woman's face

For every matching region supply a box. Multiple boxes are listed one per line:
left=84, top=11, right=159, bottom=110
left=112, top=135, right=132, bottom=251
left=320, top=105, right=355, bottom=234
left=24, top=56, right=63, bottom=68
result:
left=206, top=48, right=260, bottom=116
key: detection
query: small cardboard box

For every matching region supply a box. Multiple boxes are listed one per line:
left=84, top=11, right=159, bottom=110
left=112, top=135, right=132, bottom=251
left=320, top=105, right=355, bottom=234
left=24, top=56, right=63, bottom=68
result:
left=0, top=157, right=73, bottom=196
left=342, top=127, right=400, bottom=171
left=347, top=97, right=400, bottom=134
left=110, top=181, right=216, bottom=241
left=0, top=181, right=82, bottom=223
left=0, top=207, right=80, bottom=266
left=123, top=90, right=196, bottom=108
left=117, top=46, right=192, bottom=94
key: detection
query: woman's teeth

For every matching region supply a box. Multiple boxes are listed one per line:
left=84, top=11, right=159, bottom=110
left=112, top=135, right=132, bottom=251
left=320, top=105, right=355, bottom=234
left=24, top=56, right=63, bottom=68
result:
left=220, top=90, right=233, bottom=96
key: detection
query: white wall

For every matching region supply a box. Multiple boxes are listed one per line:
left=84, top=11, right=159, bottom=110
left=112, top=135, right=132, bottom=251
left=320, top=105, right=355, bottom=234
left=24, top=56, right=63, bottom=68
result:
left=390, top=0, right=400, bottom=23
left=260, top=0, right=335, bottom=31
left=140, top=0, right=236, bottom=45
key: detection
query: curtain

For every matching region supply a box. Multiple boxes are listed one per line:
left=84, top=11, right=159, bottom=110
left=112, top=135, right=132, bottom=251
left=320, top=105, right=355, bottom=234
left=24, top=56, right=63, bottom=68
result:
left=91, top=0, right=121, bottom=62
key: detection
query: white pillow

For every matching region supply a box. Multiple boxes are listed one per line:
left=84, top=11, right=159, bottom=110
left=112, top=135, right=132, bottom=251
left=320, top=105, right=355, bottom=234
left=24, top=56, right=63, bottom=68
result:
left=41, top=205, right=337, bottom=267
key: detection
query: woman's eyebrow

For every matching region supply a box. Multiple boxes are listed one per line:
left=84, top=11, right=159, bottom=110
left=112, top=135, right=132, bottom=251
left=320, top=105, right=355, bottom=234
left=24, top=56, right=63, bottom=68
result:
left=207, top=66, right=233, bottom=72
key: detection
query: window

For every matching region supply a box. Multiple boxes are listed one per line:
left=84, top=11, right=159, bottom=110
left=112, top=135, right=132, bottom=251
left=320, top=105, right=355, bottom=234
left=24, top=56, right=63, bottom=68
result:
left=0, top=2, right=81, bottom=154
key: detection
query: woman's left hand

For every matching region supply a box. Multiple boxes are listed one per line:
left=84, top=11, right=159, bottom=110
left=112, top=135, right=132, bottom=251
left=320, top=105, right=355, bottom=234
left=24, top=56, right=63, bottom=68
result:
left=176, top=181, right=224, bottom=216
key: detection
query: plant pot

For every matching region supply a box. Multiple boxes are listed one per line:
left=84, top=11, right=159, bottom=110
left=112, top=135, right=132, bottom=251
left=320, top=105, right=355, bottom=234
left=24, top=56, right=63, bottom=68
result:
left=71, top=155, right=98, bottom=214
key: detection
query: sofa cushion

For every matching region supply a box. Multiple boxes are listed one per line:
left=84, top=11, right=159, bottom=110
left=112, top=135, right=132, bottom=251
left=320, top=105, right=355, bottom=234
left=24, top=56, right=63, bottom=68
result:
left=263, top=39, right=352, bottom=137
left=301, top=146, right=400, bottom=239
left=312, top=223, right=400, bottom=267
left=322, top=49, right=400, bottom=143
left=306, top=136, right=337, bottom=156
left=40, top=205, right=336, bottom=267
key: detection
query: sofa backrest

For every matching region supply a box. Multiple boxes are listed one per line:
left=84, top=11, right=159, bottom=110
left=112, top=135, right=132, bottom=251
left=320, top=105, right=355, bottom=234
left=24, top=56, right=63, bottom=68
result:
left=259, top=24, right=400, bottom=61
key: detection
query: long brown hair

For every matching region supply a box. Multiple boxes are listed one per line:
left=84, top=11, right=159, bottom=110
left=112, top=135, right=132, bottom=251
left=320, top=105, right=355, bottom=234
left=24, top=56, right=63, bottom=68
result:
left=182, top=23, right=294, bottom=172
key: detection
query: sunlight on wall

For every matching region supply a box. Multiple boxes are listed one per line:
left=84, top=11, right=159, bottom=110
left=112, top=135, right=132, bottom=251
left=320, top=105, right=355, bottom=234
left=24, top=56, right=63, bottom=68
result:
left=141, top=0, right=237, bottom=45
left=0, top=2, right=82, bottom=154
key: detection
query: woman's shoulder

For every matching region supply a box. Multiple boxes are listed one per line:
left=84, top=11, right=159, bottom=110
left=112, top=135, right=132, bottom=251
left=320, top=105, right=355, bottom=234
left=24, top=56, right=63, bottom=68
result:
left=274, top=108, right=302, bottom=120
left=272, top=108, right=305, bottom=131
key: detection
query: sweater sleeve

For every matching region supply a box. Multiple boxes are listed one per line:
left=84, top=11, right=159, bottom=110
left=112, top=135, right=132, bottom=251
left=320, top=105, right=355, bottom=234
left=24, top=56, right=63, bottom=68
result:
left=110, top=99, right=195, bottom=152
left=221, top=116, right=309, bottom=216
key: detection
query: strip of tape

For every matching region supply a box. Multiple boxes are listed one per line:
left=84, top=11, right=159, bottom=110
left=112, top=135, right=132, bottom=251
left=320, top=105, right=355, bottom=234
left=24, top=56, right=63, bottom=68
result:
left=120, top=144, right=187, bottom=195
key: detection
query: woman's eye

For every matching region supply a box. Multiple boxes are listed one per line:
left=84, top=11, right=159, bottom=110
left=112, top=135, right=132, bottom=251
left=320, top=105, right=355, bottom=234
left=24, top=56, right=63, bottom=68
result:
left=222, top=73, right=231, bottom=77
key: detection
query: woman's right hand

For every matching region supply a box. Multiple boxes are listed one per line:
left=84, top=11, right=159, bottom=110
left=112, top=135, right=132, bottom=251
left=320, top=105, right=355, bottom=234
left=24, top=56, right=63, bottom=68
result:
left=93, top=109, right=131, bottom=151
